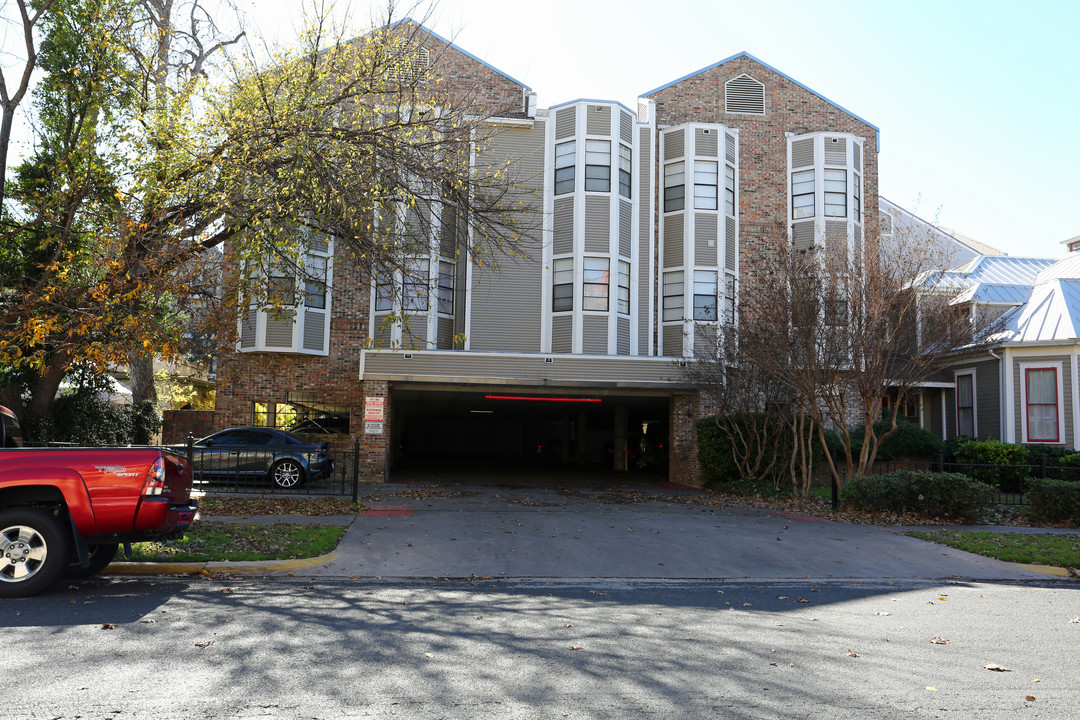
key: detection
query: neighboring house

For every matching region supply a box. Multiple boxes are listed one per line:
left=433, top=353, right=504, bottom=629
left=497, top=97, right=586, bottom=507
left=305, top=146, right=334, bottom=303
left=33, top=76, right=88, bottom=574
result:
left=920, top=251, right=1080, bottom=448
left=878, top=197, right=996, bottom=271
left=210, top=20, right=897, bottom=485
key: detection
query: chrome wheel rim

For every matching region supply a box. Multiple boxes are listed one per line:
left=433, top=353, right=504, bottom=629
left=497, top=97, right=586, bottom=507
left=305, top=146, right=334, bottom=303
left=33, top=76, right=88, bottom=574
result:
left=274, top=462, right=301, bottom=487
left=0, top=525, right=48, bottom=583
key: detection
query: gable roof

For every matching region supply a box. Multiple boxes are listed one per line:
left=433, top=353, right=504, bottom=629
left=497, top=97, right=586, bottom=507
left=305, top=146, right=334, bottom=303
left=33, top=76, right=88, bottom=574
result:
left=388, top=17, right=530, bottom=90
left=640, top=51, right=880, bottom=151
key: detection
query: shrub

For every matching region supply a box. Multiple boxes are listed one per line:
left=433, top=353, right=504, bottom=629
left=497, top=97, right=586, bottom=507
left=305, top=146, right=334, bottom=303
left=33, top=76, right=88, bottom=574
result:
left=840, top=470, right=994, bottom=521
left=845, top=417, right=945, bottom=462
left=952, top=438, right=1029, bottom=491
left=1025, top=478, right=1080, bottom=525
left=696, top=413, right=817, bottom=491
left=1057, top=453, right=1080, bottom=483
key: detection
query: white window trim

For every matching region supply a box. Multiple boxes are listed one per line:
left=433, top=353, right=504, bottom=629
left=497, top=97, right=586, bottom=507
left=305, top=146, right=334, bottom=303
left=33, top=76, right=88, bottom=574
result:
left=954, top=368, right=977, bottom=439
left=239, top=241, right=333, bottom=356
left=1019, top=361, right=1066, bottom=444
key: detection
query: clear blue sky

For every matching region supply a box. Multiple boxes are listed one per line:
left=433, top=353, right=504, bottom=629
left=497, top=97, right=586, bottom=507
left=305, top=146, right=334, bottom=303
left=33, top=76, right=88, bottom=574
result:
left=7, top=0, right=1078, bottom=259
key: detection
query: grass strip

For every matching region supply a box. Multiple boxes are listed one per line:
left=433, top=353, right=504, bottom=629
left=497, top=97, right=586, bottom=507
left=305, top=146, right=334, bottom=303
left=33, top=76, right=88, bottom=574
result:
left=906, top=530, right=1080, bottom=568
left=129, top=522, right=345, bottom=563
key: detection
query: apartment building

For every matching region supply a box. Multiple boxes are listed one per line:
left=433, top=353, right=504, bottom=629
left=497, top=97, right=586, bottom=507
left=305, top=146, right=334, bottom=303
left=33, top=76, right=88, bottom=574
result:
left=210, top=21, right=883, bottom=486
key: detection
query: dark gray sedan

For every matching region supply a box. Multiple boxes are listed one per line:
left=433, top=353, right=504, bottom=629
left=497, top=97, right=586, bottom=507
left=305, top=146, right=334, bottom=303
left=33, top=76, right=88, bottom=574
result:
left=189, top=427, right=335, bottom=488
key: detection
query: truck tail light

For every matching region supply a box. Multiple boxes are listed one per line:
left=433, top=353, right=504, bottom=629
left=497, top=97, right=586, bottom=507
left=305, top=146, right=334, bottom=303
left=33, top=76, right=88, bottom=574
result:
left=143, top=457, right=166, bottom=496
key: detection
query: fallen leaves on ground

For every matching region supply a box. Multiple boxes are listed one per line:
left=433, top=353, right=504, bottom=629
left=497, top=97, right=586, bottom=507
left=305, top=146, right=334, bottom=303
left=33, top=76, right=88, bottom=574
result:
left=198, top=496, right=364, bottom=517
left=984, top=663, right=1011, bottom=672
left=389, top=488, right=478, bottom=500
left=929, top=636, right=950, bottom=644
left=847, top=649, right=860, bottom=657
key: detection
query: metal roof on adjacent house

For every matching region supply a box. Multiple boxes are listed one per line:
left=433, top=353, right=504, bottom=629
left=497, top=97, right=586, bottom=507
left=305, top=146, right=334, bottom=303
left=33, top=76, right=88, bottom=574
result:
left=992, top=279, right=1080, bottom=343
left=933, top=255, right=1056, bottom=291
left=948, top=283, right=1033, bottom=306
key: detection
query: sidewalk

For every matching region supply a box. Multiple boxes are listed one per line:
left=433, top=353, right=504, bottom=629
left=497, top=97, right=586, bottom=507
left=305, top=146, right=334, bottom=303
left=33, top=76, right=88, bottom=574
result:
left=105, top=482, right=1077, bottom=581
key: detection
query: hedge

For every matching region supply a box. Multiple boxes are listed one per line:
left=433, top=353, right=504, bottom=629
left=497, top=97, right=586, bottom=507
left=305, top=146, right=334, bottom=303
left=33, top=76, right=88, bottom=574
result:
left=839, top=470, right=994, bottom=521
left=1025, top=478, right=1080, bottom=525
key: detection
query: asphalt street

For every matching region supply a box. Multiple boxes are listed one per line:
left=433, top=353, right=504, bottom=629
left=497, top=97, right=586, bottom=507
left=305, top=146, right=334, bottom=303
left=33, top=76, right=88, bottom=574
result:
left=2, top=576, right=1078, bottom=719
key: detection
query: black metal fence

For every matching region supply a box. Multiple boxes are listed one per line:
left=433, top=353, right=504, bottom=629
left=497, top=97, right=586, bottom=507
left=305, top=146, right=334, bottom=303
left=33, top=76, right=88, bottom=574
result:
left=858, top=456, right=1080, bottom=506
left=178, top=438, right=371, bottom=500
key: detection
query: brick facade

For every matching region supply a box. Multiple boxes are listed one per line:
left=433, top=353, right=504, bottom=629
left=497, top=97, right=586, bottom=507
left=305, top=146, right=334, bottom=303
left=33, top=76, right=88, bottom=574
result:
left=192, top=38, right=880, bottom=487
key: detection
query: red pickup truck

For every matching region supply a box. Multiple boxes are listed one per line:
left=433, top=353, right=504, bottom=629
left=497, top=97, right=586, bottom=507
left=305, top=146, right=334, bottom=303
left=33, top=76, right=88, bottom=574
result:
left=0, top=405, right=197, bottom=598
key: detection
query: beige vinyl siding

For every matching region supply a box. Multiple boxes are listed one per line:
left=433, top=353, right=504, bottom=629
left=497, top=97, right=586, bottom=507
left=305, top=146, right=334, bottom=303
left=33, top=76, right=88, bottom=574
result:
left=552, top=315, right=572, bottom=353
left=582, top=315, right=608, bottom=354
left=363, top=350, right=689, bottom=387
left=725, top=133, right=736, bottom=164
left=437, top=316, right=454, bottom=350
left=637, top=128, right=652, bottom=355
left=619, top=111, right=633, bottom=144
left=240, top=309, right=257, bottom=349
left=695, top=128, right=718, bottom=157
left=663, top=214, right=684, bottom=268
left=439, top=204, right=458, bottom=257
left=1013, top=355, right=1073, bottom=444
left=264, top=315, right=294, bottom=348
left=825, top=221, right=847, bottom=263
left=663, top=128, right=684, bottom=159
left=555, top=106, right=576, bottom=139
left=374, top=314, right=393, bottom=348
left=662, top=325, right=683, bottom=357
left=694, top=213, right=717, bottom=266
left=584, top=196, right=610, bottom=253
left=694, top=325, right=717, bottom=359
left=725, top=216, right=737, bottom=271
left=302, top=310, right=326, bottom=352
left=617, top=317, right=630, bottom=356
left=586, top=105, right=611, bottom=136
left=619, top=201, right=632, bottom=258
left=401, top=320, right=430, bottom=349
left=975, top=360, right=1001, bottom=440
left=468, top=121, right=546, bottom=352
left=553, top=197, right=574, bottom=255
left=792, top=222, right=814, bottom=251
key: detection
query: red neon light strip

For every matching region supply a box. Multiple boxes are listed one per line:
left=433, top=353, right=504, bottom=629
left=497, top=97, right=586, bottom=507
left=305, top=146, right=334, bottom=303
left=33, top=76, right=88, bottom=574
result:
left=484, top=395, right=602, bottom=403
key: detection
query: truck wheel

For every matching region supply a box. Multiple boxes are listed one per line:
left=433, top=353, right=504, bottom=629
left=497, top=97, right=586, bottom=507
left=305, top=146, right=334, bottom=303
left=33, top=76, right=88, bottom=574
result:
left=0, top=509, right=70, bottom=598
left=66, top=542, right=120, bottom=579
left=270, top=458, right=305, bottom=488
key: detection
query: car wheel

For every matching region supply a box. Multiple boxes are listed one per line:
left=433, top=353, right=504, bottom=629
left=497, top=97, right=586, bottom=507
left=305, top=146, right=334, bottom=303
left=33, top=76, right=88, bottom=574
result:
left=270, top=458, right=305, bottom=488
left=65, top=542, right=120, bottom=579
left=0, top=508, right=70, bottom=598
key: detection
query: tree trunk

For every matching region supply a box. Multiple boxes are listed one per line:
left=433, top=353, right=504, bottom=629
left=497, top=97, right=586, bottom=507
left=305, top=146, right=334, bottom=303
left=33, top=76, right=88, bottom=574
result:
left=128, top=353, right=158, bottom=407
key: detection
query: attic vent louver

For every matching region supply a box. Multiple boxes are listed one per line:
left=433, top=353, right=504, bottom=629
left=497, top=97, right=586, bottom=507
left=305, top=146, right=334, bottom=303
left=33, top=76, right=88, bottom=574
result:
left=725, top=74, right=765, bottom=115
left=389, top=46, right=431, bottom=83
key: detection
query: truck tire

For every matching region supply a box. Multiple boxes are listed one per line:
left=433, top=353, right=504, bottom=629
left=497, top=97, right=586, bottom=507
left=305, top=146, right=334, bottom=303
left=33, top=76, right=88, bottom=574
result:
left=65, top=542, right=120, bottom=579
left=0, top=508, right=70, bottom=598
left=270, top=458, right=305, bottom=488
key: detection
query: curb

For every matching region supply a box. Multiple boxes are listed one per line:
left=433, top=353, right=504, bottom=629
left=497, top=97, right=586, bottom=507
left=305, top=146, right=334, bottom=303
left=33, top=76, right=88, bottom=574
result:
left=103, top=552, right=338, bottom=576
left=1012, top=563, right=1073, bottom=577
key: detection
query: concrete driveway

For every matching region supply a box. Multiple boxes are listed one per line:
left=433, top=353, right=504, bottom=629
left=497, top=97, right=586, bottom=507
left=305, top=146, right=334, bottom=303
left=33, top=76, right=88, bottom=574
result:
left=281, top=479, right=1064, bottom=582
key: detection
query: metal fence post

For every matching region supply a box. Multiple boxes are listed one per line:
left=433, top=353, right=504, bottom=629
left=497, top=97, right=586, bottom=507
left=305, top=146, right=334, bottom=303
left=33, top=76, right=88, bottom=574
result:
left=352, top=437, right=360, bottom=503
left=936, top=453, right=944, bottom=473
left=1040, top=455, right=1047, bottom=479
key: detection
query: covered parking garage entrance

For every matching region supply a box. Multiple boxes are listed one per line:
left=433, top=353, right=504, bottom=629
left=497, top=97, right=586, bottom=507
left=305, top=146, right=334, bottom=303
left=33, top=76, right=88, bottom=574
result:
left=389, top=386, right=670, bottom=479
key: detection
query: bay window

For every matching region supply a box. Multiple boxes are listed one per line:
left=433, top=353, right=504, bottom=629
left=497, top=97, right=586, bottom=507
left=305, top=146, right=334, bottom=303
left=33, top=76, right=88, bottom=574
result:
left=791, top=169, right=814, bottom=219
left=552, top=258, right=573, bottom=312
left=663, top=271, right=684, bottom=321
left=693, top=270, right=718, bottom=321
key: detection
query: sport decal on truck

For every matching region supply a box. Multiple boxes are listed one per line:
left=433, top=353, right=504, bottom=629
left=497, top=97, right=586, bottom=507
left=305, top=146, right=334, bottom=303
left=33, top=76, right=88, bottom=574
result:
left=92, top=465, right=139, bottom=477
